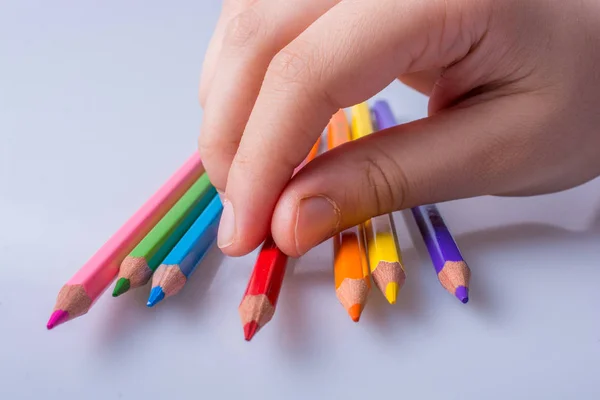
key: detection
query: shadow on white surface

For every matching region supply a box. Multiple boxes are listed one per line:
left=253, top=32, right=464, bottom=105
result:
left=93, top=245, right=224, bottom=351
left=89, top=198, right=600, bottom=358
left=272, top=239, right=429, bottom=356
left=275, top=257, right=325, bottom=357
left=401, top=199, right=600, bottom=325
left=77, top=197, right=600, bottom=357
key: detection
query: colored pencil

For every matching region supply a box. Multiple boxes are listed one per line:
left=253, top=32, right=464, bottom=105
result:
left=47, top=153, right=204, bottom=329
left=238, top=236, right=287, bottom=341
left=327, top=109, right=351, bottom=149
left=239, top=137, right=321, bottom=341
left=350, top=102, right=406, bottom=304
left=363, top=215, right=406, bottom=304
left=147, top=194, right=223, bottom=306
left=333, top=225, right=371, bottom=321
left=112, top=173, right=217, bottom=297
left=294, top=135, right=321, bottom=173
left=327, top=109, right=371, bottom=321
left=372, top=100, right=471, bottom=303
left=411, top=205, right=471, bottom=303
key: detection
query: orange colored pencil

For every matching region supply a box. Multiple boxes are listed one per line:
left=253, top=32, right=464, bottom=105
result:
left=239, top=137, right=322, bottom=341
left=327, top=109, right=352, bottom=149
left=333, top=226, right=371, bottom=322
left=327, top=109, right=371, bottom=321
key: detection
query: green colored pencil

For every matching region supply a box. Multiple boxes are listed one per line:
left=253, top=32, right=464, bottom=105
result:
left=112, top=173, right=216, bottom=297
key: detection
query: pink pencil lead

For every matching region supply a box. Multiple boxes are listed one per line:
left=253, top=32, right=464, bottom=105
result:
left=46, top=310, right=69, bottom=330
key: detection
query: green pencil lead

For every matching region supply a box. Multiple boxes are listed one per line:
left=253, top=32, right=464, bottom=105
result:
left=112, top=278, right=131, bottom=297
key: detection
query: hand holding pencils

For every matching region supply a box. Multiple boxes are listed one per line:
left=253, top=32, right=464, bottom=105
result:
left=47, top=99, right=472, bottom=337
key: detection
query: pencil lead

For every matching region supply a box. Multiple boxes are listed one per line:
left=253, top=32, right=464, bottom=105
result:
left=112, top=278, right=131, bottom=297
left=46, top=309, right=69, bottom=330
left=384, top=282, right=398, bottom=304
left=243, top=321, right=259, bottom=341
left=455, top=286, right=469, bottom=304
left=147, top=287, right=165, bottom=307
left=348, top=304, right=362, bottom=322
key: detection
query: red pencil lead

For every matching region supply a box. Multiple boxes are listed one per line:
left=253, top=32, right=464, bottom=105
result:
left=243, top=321, right=260, bottom=341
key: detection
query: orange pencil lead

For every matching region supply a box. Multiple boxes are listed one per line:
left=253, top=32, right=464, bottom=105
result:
left=348, top=304, right=362, bottom=322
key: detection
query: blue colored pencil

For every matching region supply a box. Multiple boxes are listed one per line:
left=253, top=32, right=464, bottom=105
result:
left=372, top=100, right=471, bottom=303
left=147, top=194, right=223, bottom=306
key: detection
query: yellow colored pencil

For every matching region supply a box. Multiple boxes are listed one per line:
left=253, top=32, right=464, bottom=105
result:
left=350, top=103, right=406, bottom=304
left=363, top=216, right=406, bottom=304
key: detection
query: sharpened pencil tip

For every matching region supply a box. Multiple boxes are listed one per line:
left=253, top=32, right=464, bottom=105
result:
left=455, top=286, right=469, bottom=304
left=46, top=310, right=69, bottom=330
left=348, top=304, right=362, bottom=322
left=112, top=278, right=131, bottom=297
left=243, top=321, right=259, bottom=341
left=147, top=287, right=165, bottom=307
left=384, top=282, right=398, bottom=304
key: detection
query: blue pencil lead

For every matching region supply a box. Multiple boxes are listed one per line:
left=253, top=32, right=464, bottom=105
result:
left=147, top=287, right=165, bottom=307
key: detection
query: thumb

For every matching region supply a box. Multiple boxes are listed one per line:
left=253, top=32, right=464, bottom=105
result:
left=271, top=93, right=554, bottom=257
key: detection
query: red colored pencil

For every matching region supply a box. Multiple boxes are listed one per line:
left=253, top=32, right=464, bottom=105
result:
left=238, top=236, right=287, bottom=340
left=239, top=137, right=321, bottom=341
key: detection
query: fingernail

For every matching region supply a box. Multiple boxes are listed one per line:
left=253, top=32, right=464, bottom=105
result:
left=218, top=198, right=235, bottom=248
left=294, top=195, right=340, bottom=255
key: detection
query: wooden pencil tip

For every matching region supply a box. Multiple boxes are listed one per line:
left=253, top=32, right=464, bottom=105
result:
left=455, top=286, right=469, bottom=304
left=147, top=287, right=165, bottom=307
left=243, top=321, right=259, bottom=341
left=348, top=304, right=362, bottom=322
left=112, top=278, right=131, bottom=297
left=46, top=309, right=69, bottom=330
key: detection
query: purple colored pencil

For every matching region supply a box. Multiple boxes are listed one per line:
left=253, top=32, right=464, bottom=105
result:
left=372, top=100, right=471, bottom=303
left=409, top=205, right=471, bottom=303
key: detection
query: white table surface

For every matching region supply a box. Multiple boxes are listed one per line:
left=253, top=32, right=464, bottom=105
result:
left=2, top=2, right=600, bottom=400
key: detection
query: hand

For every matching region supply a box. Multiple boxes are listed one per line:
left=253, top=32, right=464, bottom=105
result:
left=198, top=0, right=600, bottom=258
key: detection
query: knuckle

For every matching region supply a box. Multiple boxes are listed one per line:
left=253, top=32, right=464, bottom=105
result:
left=230, top=152, right=261, bottom=182
left=361, top=147, right=409, bottom=215
left=231, top=153, right=251, bottom=169
left=269, top=45, right=313, bottom=85
left=223, top=8, right=263, bottom=48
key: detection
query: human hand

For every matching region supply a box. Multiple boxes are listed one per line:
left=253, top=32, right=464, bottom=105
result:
left=198, top=0, right=600, bottom=258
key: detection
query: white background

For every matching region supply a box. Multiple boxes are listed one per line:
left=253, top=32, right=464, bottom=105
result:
left=1, top=2, right=600, bottom=399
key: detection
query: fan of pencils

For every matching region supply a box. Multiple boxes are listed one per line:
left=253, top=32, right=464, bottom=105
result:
left=47, top=100, right=471, bottom=341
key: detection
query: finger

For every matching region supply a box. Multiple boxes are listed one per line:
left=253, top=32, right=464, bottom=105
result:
left=198, top=0, right=339, bottom=192
left=397, top=69, right=443, bottom=97
left=198, top=11, right=228, bottom=107
left=199, top=0, right=261, bottom=107
left=219, top=0, right=490, bottom=255
left=271, top=94, right=556, bottom=256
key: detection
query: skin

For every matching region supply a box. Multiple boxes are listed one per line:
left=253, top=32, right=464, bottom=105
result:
left=198, top=0, right=600, bottom=258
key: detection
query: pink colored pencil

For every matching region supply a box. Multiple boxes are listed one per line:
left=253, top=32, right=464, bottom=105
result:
left=46, top=153, right=204, bottom=329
